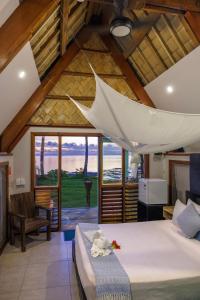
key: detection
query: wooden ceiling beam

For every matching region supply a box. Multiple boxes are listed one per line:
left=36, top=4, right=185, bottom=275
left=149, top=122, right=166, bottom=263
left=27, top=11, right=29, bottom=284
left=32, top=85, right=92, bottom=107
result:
left=27, top=124, right=93, bottom=128
left=0, top=0, right=60, bottom=73
left=101, top=35, right=155, bottom=108
left=143, top=1, right=200, bottom=13
left=81, top=48, right=110, bottom=54
left=0, top=41, right=80, bottom=153
left=60, top=0, right=70, bottom=55
left=62, top=70, right=126, bottom=79
left=185, top=11, right=200, bottom=42
left=144, top=4, right=184, bottom=15
left=47, top=95, right=95, bottom=101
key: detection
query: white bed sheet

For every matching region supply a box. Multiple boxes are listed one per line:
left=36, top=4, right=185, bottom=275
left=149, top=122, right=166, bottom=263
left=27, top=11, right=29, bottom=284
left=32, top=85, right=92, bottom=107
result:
left=75, top=220, right=200, bottom=300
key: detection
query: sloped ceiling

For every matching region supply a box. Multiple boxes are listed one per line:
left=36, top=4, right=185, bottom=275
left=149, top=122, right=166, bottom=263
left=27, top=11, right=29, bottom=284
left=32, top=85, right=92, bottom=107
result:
left=30, top=33, right=138, bottom=127
left=0, top=42, right=40, bottom=133
left=145, top=44, right=200, bottom=113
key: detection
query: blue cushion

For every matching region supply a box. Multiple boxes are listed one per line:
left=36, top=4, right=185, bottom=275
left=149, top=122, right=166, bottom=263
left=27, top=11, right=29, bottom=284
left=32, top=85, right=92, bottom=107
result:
left=177, top=204, right=200, bottom=238
left=195, top=231, right=200, bottom=241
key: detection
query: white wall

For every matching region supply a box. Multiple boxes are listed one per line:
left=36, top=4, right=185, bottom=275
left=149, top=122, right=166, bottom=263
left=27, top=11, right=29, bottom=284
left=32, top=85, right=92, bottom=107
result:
left=145, top=45, right=200, bottom=114
left=0, top=154, right=14, bottom=195
left=0, top=42, right=40, bottom=133
left=150, top=153, right=192, bottom=182
left=12, top=127, right=100, bottom=194
left=0, top=0, right=19, bottom=27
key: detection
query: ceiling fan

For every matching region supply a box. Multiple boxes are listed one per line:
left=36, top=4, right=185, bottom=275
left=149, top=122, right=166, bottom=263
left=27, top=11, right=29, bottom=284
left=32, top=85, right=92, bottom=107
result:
left=77, top=0, right=155, bottom=38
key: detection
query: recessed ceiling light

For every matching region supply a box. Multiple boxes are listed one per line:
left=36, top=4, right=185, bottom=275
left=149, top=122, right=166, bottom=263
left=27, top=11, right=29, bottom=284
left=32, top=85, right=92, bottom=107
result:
left=18, top=70, right=26, bottom=79
left=166, top=85, right=174, bottom=94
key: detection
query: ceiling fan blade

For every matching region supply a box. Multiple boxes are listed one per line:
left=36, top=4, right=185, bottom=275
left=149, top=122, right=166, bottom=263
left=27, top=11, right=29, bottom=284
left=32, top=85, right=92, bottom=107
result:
left=132, top=14, right=159, bottom=30
left=85, top=24, right=110, bottom=35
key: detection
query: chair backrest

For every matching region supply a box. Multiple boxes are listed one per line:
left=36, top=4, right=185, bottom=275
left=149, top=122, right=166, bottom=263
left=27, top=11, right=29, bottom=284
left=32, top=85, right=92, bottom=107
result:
left=35, top=190, right=51, bottom=208
left=10, top=192, right=35, bottom=218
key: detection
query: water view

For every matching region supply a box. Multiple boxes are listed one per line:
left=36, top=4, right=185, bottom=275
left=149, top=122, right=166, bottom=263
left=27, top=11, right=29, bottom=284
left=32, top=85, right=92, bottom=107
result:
left=34, top=136, right=125, bottom=208
left=35, top=155, right=122, bottom=173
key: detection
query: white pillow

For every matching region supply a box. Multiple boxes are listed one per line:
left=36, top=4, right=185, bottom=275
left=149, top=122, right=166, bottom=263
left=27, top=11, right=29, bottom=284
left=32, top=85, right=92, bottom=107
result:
left=187, top=199, right=200, bottom=214
left=172, top=199, right=186, bottom=225
left=177, top=203, right=200, bottom=238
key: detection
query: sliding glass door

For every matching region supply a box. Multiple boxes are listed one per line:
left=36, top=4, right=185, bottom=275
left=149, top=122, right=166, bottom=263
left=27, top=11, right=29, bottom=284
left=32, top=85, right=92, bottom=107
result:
left=32, top=134, right=99, bottom=230
left=32, top=134, right=146, bottom=229
left=61, top=136, right=98, bottom=209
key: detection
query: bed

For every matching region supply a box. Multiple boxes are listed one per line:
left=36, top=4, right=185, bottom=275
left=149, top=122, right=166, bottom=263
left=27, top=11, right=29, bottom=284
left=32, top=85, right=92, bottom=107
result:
left=74, top=218, right=200, bottom=300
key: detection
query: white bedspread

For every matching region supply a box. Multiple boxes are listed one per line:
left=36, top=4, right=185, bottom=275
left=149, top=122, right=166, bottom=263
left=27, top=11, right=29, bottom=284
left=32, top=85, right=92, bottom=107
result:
left=75, top=220, right=200, bottom=300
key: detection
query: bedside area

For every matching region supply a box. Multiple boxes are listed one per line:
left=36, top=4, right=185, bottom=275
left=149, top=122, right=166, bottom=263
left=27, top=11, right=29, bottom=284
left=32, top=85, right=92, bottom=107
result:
left=163, top=206, right=174, bottom=220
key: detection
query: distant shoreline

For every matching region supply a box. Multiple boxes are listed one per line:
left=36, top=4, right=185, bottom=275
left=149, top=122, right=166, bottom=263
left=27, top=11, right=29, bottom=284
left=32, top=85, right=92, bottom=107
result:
left=35, top=153, right=121, bottom=156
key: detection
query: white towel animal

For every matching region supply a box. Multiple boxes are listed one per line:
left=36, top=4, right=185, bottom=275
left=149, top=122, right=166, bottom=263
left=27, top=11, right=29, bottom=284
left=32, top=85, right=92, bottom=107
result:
left=91, top=236, right=111, bottom=257
left=84, top=229, right=112, bottom=257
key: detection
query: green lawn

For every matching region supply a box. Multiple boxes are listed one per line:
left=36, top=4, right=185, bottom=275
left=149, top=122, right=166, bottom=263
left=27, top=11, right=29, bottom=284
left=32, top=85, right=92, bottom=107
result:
left=37, top=173, right=98, bottom=208
left=61, top=176, right=98, bottom=208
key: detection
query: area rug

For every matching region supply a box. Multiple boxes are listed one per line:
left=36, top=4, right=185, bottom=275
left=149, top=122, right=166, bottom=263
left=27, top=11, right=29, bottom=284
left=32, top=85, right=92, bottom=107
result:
left=63, top=229, right=75, bottom=241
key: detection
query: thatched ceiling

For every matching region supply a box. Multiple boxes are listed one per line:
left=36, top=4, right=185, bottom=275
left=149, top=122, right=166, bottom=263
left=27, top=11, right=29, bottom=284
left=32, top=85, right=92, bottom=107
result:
left=30, top=33, right=138, bottom=127
left=30, top=1, right=199, bottom=81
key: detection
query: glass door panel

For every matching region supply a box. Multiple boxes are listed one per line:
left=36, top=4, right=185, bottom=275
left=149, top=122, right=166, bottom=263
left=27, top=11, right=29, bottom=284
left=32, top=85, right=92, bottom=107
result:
left=102, top=138, right=122, bottom=184
left=34, top=136, right=59, bottom=186
left=61, top=136, right=98, bottom=208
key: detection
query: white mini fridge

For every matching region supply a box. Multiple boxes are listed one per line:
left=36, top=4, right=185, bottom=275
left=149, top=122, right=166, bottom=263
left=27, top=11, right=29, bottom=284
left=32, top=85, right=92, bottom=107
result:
left=139, top=178, right=168, bottom=205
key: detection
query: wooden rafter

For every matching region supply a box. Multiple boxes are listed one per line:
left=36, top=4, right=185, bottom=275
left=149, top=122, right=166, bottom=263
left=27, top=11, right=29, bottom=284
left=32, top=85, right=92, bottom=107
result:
left=60, top=0, right=70, bottom=55
left=0, top=0, right=60, bottom=73
left=101, top=35, right=155, bottom=108
left=81, top=48, right=110, bottom=54
left=62, top=70, right=126, bottom=79
left=47, top=95, right=95, bottom=101
left=143, top=0, right=200, bottom=13
left=185, top=11, right=200, bottom=42
left=0, top=42, right=80, bottom=153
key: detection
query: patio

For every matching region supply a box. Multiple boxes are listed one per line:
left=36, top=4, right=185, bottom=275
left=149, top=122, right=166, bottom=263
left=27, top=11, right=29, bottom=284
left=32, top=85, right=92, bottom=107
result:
left=61, top=207, right=98, bottom=230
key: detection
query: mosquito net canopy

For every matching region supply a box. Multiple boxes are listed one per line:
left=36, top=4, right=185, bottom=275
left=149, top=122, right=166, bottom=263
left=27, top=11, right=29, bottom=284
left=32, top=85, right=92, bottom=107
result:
left=70, top=69, right=200, bottom=154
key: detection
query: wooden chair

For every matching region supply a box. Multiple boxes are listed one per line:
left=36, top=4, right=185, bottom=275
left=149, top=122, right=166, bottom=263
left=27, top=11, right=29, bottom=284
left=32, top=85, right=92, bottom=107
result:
left=35, top=189, right=58, bottom=226
left=9, top=192, right=51, bottom=252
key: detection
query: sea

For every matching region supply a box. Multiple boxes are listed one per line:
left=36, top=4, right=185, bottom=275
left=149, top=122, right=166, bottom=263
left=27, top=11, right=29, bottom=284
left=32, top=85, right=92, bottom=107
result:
left=35, top=155, right=122, bottom=173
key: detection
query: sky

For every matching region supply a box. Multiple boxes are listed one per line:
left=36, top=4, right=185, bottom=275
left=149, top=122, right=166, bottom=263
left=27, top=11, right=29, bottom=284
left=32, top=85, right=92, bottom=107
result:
left=36, top=136, right=98, bottom=145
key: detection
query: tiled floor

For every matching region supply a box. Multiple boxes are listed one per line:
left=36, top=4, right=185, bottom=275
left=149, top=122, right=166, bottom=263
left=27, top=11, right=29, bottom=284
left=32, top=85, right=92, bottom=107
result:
left=0, top=233, right=80, bottom=300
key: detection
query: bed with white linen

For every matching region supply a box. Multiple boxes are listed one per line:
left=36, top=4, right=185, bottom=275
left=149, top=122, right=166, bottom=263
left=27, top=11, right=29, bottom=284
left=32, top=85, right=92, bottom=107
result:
left=75, top=220, right=200, bottom=300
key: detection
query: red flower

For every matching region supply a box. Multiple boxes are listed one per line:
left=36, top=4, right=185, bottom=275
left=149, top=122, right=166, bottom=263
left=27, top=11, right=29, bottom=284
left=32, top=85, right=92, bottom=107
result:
left=112, top=240, right=121, bottom=249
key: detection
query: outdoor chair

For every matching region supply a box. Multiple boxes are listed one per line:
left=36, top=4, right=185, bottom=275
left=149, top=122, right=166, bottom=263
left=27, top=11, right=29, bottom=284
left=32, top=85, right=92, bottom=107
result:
left=9, top=192, right=51, bottom=252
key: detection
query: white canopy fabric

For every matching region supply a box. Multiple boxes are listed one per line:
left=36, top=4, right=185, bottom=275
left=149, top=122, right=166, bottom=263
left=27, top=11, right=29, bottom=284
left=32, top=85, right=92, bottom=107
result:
left=70, top=69, right=200, bottom=154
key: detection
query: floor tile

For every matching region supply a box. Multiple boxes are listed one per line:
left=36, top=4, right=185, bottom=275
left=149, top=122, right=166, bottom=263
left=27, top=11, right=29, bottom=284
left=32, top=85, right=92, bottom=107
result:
left=0, top=252, right=31, bottom=268
left=70, top=284, right=81, bottom=300
left=0, top=266, right=26, bottom=294
left=67, top=243, right=73, bottom=259
left=68, top=260, right=78, bottom=285
left=22, top=260, right=70, bottom=290
left=29, top=244, right=69, bottom=264
left=19, top=286, right=71, bottom=300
